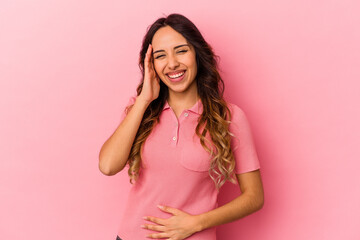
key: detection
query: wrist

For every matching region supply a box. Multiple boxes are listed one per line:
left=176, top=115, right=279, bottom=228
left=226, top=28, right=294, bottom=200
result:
left=135, top=96, right=150, bottom=108
left=194, top=214, right=205, bottom=232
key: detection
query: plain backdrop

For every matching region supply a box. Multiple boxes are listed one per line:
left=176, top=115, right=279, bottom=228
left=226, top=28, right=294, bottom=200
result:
left=1, top=0, right=359, bottom=239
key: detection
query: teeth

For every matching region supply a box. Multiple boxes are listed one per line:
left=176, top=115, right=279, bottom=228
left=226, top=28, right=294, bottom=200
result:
left=168, top=71, right=185, bottom=79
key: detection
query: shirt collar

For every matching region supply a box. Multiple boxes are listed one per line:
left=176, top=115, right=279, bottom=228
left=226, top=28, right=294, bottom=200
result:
left=163, top=98, right=203, bottom=115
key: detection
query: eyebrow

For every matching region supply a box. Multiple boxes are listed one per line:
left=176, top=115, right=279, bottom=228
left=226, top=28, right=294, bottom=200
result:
left=152, top=44, right=189, bottom=55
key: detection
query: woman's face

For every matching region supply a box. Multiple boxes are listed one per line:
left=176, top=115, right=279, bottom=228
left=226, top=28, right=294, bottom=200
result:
left=151, top=26, right=198, bottom=96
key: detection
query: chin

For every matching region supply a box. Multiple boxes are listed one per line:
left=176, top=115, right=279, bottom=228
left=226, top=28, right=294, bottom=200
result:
left=167, top=85, right=189, bottom=93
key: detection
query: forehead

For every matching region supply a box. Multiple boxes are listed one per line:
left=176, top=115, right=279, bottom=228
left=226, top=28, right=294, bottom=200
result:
left=152, top=26, right=189, bottom=50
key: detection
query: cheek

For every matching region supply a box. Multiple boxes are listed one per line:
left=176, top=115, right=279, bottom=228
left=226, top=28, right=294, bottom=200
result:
left=185, top=54, right=197, bottom=69
left=187, top=59, right=197, bottom=73
left=154, top=62, right=163, bottom=75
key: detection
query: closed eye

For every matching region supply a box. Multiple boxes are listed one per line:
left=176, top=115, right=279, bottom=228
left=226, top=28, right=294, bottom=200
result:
left=155, top=55, right=165, bottom=59
left=154, top=50, right=188, bottom=59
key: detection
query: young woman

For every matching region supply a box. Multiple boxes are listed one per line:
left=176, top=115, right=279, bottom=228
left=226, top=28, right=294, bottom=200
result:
left=99, top=13, right=264, bottom=240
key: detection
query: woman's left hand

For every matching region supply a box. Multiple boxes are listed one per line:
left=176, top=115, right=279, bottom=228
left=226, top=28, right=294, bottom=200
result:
left=142, top=205, right=202, bottom=239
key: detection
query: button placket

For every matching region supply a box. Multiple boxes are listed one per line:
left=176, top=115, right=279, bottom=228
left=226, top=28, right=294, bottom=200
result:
left=172, top=121, right=179, bottom=146
left=169, top=107, right=191, bottom=147
left=168, top=106, right=179, bottom=146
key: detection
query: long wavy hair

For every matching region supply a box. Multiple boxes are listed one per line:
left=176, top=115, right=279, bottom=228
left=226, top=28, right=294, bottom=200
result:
left=125, top=13, right=237, bottom=191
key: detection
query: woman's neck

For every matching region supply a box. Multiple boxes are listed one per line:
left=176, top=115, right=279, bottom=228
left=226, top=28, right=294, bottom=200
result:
left=167, top=88, right=199, bottom=114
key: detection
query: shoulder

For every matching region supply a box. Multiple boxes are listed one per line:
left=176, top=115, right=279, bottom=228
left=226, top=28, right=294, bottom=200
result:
left=225, top=101, right=255, bottom=138
left=226, top=102, right=248, bottom=123
left=225, top=102, right=257, bottom=152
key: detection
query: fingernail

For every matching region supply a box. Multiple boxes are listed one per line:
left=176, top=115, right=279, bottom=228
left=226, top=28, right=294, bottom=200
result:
left=157, top=205, right=164, bottom=209
left=143, top=216, right=148, bottom=220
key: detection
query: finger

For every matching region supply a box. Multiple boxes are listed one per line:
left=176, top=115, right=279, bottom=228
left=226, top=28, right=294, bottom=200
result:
left=144, top=215, right=166, bottom=225
left=158, top=205, right=180, bottom=215
left=142, top=223, right=167, bottom=232
left=145, top=44, right=154, bottom=71
left=144, top=44, right=150, bottom=65
left=148, top=45, right=154, bottom=68
left=146, top=232, right=169, bottom=239
left=148, top=44, right=153, bottom=59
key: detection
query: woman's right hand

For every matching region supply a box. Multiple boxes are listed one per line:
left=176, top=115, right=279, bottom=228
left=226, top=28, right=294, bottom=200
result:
left=138, top=44, right=160, bottom=105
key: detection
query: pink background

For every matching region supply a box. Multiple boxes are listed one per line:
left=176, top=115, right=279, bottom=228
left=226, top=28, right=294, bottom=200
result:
left=1, top=0, right=359, bottom=239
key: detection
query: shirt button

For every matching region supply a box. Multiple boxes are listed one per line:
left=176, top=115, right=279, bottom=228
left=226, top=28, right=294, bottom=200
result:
left=184, top=112, right=189, bottom=117
left=172, top=136, right=177, bottom=141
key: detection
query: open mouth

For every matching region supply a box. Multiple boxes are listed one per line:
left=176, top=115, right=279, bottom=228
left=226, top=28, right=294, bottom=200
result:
left=166, top=70, right=186, bottom=82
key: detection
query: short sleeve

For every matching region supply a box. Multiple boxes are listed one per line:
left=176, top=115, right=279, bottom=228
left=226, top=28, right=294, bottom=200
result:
left=119, top=94, right=137, bottom=123
left=228, top=103, right=261, bottom=174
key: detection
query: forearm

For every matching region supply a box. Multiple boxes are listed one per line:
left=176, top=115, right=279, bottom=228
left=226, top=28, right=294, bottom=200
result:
left=99, top=97, right=149, bottom=175
left=196, top=192, right=264, bottom=232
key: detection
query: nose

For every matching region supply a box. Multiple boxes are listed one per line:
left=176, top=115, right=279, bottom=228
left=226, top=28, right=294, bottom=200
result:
left=167, top=54, right=180, bottom=70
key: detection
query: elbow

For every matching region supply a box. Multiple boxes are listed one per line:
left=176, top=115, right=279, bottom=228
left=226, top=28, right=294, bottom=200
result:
left=247, top=190, right=264, bottom=211
left=257, top=197, right=264, bottom=210
left=98, top=149, right=116, bottom=176
left=255, top=191, right=264, bottom=210
left=98, top=158, right=116, bottom=176
left=99, top=161, right=111, bottom=176
left=98, top=157, right=125, bottom=176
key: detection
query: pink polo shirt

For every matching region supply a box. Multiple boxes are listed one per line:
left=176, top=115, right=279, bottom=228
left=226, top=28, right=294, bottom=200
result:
left=116, top=94, right=260, bottom=240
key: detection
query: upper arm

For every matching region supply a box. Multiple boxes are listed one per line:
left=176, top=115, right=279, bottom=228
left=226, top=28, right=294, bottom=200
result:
left=229, top=104, right=261, bottom=175
left=236, top=170, right=264, bottom=207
